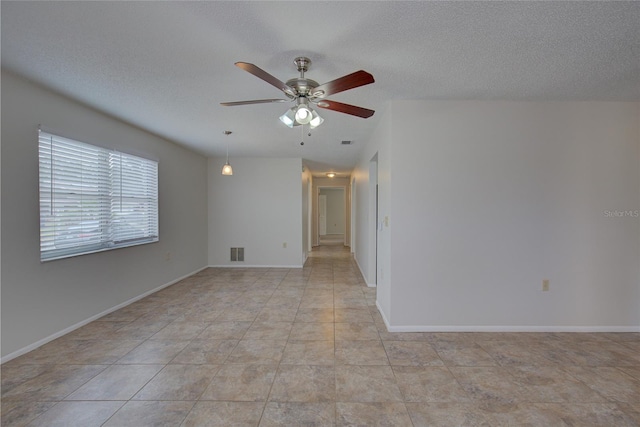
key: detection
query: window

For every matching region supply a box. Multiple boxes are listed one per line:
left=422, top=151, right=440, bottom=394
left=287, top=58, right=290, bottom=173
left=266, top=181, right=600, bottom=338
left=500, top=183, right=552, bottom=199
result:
left=38, top=130, right=158, bottom=261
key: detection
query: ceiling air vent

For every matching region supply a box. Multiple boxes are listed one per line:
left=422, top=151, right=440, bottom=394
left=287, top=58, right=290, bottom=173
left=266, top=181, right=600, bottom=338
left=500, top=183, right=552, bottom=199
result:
left=341, top=140, right=352, bottom=145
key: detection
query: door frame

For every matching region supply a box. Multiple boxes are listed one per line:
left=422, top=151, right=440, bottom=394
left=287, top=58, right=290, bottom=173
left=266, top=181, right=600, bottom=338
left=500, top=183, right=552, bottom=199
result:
left=369, top=154, right=378, bottom=286
left=316, top=185, right=348, bottom=246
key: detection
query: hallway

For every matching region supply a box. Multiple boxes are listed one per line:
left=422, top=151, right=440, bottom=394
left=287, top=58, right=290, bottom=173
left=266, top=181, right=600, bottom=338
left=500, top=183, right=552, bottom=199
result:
left=318, top=234, right=345, bottom=246
left=2, top=247, right=640, bottom=426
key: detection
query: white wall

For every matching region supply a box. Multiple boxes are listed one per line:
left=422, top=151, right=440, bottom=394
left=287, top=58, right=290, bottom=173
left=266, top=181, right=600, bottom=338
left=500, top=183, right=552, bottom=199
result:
left=1, top=71, right=209, bottom=359
left=319, top=188, right=345, bottom=234
left=351, top=109, right=392, bottom=315
left=354, top=100, right=640, bottom=331
left=208, top=157, right=303, bottom=267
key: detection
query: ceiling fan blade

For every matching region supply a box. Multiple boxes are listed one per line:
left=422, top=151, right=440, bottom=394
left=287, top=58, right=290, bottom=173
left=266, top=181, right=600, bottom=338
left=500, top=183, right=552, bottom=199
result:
left=221, top=99, right=288, bottom=106
left=310, top=70, right=374, bottom=98
left=235, top=62, right=295, bottom=96
left=315, top=100, right=375, bottom=118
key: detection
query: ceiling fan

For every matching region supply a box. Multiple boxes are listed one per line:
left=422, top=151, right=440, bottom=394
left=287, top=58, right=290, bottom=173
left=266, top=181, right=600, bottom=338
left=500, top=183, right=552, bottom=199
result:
left=221, top=57, right=375, bottom=129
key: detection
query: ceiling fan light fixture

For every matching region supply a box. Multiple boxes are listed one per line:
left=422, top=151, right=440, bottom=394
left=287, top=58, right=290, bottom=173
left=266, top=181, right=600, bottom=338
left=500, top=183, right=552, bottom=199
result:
left=294, top=98, right=313, bottom=125
left=309, top=110, right=324, bottom=129
left=295, top=105, right=313, bottom=124
left=279, top=108, right=296, bottom=128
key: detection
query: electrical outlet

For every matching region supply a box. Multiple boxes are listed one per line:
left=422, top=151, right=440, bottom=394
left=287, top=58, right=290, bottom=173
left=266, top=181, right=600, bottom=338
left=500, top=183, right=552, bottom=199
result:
left=542, top=279, right=550, bottom=291
left=282, top=242, right=287, bottom=248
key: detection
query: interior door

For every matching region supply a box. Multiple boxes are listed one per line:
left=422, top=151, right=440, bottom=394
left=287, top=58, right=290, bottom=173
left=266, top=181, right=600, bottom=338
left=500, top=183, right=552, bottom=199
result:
left=319, top=194, right=327, bottom=236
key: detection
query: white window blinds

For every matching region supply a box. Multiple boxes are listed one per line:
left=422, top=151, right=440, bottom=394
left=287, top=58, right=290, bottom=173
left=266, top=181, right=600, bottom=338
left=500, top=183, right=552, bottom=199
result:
left=39, top=130, right=158, bottom=261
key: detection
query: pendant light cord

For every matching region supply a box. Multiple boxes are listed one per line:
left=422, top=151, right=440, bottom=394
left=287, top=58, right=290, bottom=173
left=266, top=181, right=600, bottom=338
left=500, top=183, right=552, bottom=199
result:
left=224, top=130, right=231, bottom=163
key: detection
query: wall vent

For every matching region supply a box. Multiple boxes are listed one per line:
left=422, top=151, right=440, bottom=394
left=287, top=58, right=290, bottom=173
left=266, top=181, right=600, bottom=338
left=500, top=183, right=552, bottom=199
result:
left=341, top=140, right=352, bottom=145
left=230, top=247, right=245, bottom=262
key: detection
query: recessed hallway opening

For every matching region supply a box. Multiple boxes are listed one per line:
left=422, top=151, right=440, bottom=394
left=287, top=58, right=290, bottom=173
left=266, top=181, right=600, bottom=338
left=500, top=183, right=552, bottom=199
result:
left=317, top=187, right=347, bottom=248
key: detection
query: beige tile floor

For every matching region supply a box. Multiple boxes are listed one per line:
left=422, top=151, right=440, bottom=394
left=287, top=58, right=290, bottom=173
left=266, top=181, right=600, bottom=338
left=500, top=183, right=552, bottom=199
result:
left=2, top=245, right=640, bottom=426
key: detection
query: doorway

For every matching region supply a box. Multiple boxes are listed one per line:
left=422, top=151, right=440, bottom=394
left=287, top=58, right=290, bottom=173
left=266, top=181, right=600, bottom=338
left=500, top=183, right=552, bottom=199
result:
left=318, top=187, right=346, bottom=246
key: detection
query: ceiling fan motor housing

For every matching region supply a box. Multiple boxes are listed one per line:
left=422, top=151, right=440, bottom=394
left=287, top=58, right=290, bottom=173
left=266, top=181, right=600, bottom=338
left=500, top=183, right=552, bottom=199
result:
left=287, top=57, right=319, bottom=98
left=286, top=77, right=319, bottom=98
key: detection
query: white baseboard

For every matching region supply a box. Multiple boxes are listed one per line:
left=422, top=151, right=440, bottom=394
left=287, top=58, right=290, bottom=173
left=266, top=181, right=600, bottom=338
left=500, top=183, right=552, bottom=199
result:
left=374, top=301, right=639, bottom=333
left=354, top=256, right=376, bottom=287
left=1, top=266, right=208, bottom=364
left=384, top=325, right=640, bottom=333
left=376, top=300, right=391, bottom=328
left=208, top=264, right=303, bottom=268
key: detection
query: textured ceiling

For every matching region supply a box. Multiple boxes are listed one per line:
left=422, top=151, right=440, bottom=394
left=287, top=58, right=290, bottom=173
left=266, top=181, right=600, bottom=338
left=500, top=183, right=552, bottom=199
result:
left=2, top=1, right=639, bottom=176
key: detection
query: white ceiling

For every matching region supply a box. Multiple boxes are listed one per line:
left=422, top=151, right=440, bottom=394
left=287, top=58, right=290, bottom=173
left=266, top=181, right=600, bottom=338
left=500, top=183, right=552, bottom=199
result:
left=2, top=1, right=639, bottom=176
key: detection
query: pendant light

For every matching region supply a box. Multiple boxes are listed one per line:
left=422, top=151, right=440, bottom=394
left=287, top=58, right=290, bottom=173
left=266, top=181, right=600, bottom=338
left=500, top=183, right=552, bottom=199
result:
left=221, top=130, right=233, bottom=176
